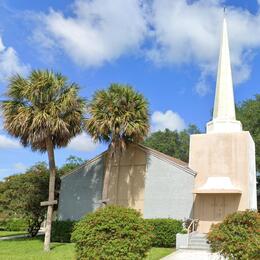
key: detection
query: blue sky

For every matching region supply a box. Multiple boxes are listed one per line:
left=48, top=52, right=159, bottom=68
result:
left=0, top=0, right=259, bottom=179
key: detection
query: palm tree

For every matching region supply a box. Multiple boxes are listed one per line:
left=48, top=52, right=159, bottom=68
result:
left=85, top=83, right=149, bottom=203
left=1, top=70, right=85, bottom=251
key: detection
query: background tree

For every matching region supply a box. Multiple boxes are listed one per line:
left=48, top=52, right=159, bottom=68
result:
left=0, top=163, right=50, bottom=236
left=236, top=94, right=260, bottom=210
left=59, top=155, right=86, bottom=175
left=143, top=124, right=200, bottom=162
left=1, top=70, right=85, bottom=251
left=85, top=83, right=149, bottom=202
left=236, top=94, right=260, bottom=172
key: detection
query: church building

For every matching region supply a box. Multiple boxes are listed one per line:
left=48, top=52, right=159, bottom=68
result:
left=57, top=17, right=257, bottom=233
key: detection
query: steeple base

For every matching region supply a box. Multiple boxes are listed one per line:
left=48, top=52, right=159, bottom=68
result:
left=206, top=119, right=242, bottom=133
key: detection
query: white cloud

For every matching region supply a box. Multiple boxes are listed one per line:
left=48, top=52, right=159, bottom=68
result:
left=68, top=133, right=99, bottom=152
left=0, top=134, right=21, bottom=149
left=33, top=0, right=260, bottom=95
left=35, top=0, right=147, bottom=67
left=0, top=37, right=30, bottom=83
left=0, top=163, right=27, bottom=180
left=149, top=0, right=260, bottom=94
left=151, top=110, right=186, bottom=132
left=13, top=162, right=27, bottom=172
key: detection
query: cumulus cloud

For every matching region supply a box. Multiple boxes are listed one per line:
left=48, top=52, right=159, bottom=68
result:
left=148, top=0, right=260, bottom=94
left=68, top=133, right=99, bottom=152
left=151, top=110, right=186, bottom=132
left=0, top=134, right=21, bottom=149
left=33, top=0, right=260, bottom=95
left=0, top=37, right=30, bottom=83
left=35, top=0, right=147, bottom=67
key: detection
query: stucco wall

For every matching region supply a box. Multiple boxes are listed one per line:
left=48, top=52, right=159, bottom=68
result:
left=143, top=154, right=195, bottom=220
left=107, top=145, right=146, bottom=213
left=57, top=156, right=104, bottom=221
left=189, top=131, right=257, bottom=232
left=248, top=134, right=257, bottom=209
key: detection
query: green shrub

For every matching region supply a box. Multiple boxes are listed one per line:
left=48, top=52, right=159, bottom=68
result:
left=0, top=219, right=7, bottom=231
left=4, top=218, right=27, bottom=231
left=208, top=210, right=260, bottom=260
left=51, top=220, right=75, bottom=242
left=71, top=205, right=153, bottom=260
left=146, top=219, right=184, bottom=248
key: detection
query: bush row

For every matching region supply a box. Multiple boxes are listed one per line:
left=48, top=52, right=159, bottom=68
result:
left=51, top=215, right=184, bottom=248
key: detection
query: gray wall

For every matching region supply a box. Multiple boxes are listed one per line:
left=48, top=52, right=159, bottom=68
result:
left=57, top=156, right=104, bottom=221
left=143, top=154, right=194, bottom=220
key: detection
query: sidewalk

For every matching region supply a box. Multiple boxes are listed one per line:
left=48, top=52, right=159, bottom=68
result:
left=162, top=249, right=225, bottom=260
left=0, top=231, right=44, bottom=241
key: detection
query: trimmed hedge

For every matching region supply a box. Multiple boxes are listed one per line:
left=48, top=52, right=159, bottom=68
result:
left=51, top=220, right=75, bottom=242
left=146, top=219, right=184, bottom=248
left=49, top=217, right=185, bottom=249
left=71, top=205, right=153, bottom=260
left=208, top=210, right=260, bottom=260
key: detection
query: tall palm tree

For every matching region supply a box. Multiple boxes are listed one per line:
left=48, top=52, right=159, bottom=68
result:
left=85, top=83, right=149, bottom=203
left=1, top=70, right=85, bottom=251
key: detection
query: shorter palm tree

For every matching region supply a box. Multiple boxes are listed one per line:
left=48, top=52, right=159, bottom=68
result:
left=1, top=70, right=85, bottom=251
left=85, top=83, right=149, bottom=202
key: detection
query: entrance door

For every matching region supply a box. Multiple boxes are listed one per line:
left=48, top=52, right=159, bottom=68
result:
left=214, top=195, right=225, bottom=220
left=194, top=194, right=240, bottom=232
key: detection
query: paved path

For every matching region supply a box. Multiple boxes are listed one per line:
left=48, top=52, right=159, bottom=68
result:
left=0, top=231, right=44, bottom=241
left=162, top=249, right=225, bottom=260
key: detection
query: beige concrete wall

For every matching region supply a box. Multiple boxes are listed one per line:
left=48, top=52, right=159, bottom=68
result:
left=189, top=131, right=257, bottom=233
left=107, top=145, right=147, bottom=213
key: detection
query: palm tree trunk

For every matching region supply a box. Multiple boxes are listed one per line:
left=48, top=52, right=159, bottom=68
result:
left=44, top=137, right=56, bottom=252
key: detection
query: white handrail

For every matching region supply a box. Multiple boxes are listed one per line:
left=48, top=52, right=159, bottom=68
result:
left=187, top=219, right=199, bottom=234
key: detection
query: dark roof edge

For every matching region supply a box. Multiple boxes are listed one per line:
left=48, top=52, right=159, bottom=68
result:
left=137, top=144, right=197, bottom=176
left=61, top=143, right=197, bottom=179
left=60, top=151, right=107, bottom=179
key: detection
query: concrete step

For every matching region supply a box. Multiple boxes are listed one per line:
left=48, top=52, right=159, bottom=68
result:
left=190, top=238, right=209, bottom=243
left=189, top=241, right=210, bottom=246
left=188, top=233, right=211, bottom=250
left=188, top=245, right=211, bottom=250
left=192, top=234, right=207, bottom=238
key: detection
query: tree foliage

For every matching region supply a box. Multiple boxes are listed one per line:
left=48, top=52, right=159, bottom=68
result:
left=236, top=94, right=260, bottom=172
left=86, top=83, right=149, bottom=152
left=59, top=155, right=86, bottom=176
left=0, top=163, right=51, bottom=236
left=143, top=125, right=200, bottom=162
left=1, top=70, right=85, bottom=151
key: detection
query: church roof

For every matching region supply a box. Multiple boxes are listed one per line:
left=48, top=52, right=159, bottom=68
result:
left=61, top=143, right=196, bottom=179
left=137, top=144, right=196, bottom=175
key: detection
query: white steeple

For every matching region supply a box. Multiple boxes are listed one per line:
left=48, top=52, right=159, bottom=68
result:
left=207, top=16, right=242, bottom=133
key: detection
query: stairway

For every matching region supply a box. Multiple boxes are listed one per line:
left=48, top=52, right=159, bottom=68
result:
left=188, top=233, right=211, bottom=251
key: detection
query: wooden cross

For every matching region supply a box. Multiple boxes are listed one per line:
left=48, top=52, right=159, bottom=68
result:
left=40, top=200, right=58, bottom=207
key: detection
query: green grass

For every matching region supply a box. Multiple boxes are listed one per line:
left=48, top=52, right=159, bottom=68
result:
left=0, top=231, right=27, bottom=237
left=0, top=238, right=75, bottom=260
left=0, top=238, right=174, bottom=260
left=146, top=247, right=174, bottom=260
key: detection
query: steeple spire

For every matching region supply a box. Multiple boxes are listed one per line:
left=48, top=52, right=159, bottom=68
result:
left=206, top=17, right=242, bottom=133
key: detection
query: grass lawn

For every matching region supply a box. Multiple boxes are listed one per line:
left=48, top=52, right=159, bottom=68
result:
left=146, top=247, right=174, bottom=259
left=0, top=231, right=27, bottom=237
left=0, top=238, right=174, bottom=260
